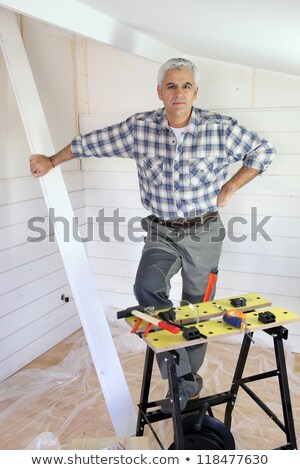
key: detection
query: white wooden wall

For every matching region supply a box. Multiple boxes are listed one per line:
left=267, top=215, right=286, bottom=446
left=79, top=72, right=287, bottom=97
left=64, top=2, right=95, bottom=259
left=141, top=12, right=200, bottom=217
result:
left=79, top=42, right=300, bottom=351
left=0, top=18, right=82, bottom=382
left=1, top=18, right=300, bottom=383
left=79, top=40, right=161, bottom=316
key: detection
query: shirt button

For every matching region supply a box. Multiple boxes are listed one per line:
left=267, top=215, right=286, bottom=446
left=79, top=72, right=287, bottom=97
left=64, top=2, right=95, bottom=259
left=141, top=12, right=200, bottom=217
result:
left=174, top=183, right=179, bottom=189
left=176, top=201, right=182, bottom=208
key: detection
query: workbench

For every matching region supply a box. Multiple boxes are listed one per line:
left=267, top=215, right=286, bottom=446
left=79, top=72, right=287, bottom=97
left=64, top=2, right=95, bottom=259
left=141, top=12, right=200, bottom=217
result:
left=123, top=293, right=299, bottom=450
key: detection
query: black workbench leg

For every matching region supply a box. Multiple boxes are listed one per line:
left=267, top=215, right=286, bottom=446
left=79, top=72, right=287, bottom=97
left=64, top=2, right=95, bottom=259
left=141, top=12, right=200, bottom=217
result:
left=273, top=330, right=297, bottom=449
left=165, top=350, right=186, bottom=449
left=136, top=346, right=155, bottom=436
left=224, top=332, right=253, bottom=429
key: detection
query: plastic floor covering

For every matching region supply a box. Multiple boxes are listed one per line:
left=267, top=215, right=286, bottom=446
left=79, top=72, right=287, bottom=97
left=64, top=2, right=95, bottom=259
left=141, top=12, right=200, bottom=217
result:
left=0, top=318, right=299, bottom=450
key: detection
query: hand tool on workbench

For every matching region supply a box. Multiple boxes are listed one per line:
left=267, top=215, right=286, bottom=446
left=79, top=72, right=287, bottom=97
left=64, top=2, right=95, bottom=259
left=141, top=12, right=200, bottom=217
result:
left=130, top=308, right=181, bottom=337
left=216, top=304, right=255, bottom=343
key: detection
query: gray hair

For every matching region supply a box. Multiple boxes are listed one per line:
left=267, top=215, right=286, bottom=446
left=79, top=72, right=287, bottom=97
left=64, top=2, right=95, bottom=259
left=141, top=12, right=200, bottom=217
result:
left=157, top=58, right=200, bottom=87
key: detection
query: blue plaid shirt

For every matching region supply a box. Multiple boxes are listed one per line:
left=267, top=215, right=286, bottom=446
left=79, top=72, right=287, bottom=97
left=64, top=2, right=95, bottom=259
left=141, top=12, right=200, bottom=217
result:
left=71, top=107, right=275, bottom=219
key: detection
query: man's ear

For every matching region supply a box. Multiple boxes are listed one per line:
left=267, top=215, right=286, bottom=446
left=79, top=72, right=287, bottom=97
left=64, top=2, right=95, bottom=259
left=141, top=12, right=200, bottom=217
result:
left=194, top=86, right=199, bottom=100
left=157, top=85, right=162, bottom=101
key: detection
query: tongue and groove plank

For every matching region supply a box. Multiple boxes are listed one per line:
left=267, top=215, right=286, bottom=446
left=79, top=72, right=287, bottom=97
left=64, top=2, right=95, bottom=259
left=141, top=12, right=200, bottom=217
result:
left=0, top=9, right=136, bottom=437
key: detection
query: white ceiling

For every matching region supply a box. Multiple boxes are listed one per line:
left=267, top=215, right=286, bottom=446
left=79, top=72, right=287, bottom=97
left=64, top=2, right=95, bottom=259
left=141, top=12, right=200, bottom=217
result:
left=79, top=0, right=300, bottom=76
left=1, top=0, right=299, bottom=76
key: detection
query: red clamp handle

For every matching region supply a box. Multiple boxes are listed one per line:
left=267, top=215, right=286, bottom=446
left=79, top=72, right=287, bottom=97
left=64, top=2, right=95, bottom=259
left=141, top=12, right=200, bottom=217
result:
left=157, top=320, right=180, bottom=334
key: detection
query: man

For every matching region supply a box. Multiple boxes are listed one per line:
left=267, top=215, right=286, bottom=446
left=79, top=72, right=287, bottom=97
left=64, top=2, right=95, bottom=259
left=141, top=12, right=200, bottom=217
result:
left=30, top=58, right=275, bottom=412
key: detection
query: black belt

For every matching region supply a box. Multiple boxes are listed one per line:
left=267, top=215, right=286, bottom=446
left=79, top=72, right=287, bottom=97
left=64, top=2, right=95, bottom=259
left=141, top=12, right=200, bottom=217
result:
left=150, top=212, right=218, bottom=228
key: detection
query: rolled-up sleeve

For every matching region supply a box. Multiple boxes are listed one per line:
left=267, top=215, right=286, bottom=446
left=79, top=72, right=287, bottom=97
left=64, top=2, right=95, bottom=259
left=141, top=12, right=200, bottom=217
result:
left=225, top=119, right=276, bottom=172
left=71, top=115, right=135, bottom=159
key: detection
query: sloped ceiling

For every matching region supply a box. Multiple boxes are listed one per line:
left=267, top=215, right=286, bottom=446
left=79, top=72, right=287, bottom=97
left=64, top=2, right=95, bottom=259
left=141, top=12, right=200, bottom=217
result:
left=1, top=0, right=299, bottom=76
left=80, top=0, right=300, bottom=76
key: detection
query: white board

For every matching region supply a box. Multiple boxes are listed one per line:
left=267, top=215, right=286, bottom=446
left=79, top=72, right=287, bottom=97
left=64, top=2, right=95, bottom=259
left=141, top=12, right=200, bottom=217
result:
left=0, top=8, right=136, bottom=437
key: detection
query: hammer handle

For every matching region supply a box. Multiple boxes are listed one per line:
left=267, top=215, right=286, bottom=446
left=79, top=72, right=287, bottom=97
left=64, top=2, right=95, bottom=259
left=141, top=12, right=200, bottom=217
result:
left=131, top=310, right=180, bottom=334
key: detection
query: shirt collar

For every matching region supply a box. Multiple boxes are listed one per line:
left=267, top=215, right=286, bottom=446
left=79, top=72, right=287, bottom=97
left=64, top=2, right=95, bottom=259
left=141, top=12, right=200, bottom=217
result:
left=158, top=107, right=201, bottom=135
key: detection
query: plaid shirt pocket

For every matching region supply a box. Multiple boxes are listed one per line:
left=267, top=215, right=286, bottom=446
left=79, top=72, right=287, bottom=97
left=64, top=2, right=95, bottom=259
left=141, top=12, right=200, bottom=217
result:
left=189, top=158, right=217, bottom=187
left=142, top=154, right=164, bottom=186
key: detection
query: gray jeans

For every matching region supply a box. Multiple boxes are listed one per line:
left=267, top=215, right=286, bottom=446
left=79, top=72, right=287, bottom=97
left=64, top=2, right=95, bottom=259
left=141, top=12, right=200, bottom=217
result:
left=133, top=214, right=225, bottom=379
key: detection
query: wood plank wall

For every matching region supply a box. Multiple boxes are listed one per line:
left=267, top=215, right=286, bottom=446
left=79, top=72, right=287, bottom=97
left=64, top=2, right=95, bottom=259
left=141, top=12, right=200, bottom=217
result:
left=0, top=18, right=82, bottom=382
left=0, top=175, right=84, bottom=381
left=1, top=24, right=300, bottom=383
left=78, top=46, right=300, bottom=355
left=80, top=104, right=300, bottom=351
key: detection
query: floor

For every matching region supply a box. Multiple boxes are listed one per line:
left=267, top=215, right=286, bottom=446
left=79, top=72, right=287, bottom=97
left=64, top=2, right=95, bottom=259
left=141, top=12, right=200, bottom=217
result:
left=0, top=324, right=299, bottom=450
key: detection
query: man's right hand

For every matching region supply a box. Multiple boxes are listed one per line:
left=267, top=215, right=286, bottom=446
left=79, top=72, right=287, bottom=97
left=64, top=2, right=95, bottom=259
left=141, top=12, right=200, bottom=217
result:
left=30, top=154, right=54, bottom=178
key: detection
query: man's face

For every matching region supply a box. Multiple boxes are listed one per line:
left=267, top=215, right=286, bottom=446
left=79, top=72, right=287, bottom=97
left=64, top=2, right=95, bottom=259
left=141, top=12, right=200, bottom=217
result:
left=157, top=68, right=198, bottom=126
